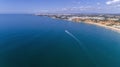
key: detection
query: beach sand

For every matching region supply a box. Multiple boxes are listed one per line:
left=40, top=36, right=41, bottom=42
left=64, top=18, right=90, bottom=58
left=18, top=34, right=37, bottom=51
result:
left=83, top=22, right=120, bottom=33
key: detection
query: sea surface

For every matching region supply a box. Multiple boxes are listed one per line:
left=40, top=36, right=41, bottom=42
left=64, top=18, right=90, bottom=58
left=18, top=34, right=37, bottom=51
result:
left=0, top=14, right=120, bottom=67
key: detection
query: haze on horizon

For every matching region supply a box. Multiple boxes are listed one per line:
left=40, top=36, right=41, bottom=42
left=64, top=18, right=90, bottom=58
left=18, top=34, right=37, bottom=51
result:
left=0, top=0, right=120, bottom=14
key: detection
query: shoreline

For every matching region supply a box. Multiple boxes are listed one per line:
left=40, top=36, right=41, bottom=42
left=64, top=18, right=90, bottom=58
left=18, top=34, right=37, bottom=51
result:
left=79, top=21, right=120, bottom=33
left=36, top=15, right=120, bottom=33
left=54, top=18, right=120, bottom=33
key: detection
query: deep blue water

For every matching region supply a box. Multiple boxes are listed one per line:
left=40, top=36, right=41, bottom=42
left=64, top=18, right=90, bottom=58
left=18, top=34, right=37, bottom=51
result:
left=0, top=14, right=120, bottom=67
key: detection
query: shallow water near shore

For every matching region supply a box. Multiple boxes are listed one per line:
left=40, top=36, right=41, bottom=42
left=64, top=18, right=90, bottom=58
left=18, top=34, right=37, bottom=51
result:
left=0, top=14, right=120, bottom=67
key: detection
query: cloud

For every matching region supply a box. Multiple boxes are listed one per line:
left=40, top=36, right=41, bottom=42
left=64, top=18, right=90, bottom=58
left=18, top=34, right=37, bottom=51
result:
left=106, top=0, right=120, bottom=6
left=97, top=2, right=101, bottom=5
left=58, top=6, right=104, bottom=12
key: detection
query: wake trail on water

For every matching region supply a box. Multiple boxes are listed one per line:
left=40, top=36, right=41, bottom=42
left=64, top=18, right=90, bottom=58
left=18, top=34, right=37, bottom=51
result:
left=65, top=30, right=99, bottom=67
left=65, top=30, right=87, bottom=51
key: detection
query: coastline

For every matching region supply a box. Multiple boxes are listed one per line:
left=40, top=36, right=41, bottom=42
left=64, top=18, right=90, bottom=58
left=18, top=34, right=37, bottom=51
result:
left=36, top=15, right=120, bottom=33
left=80, top=21, right=120, bottom=33
left=51, top=17, right=120, bottom=33
left=56, top=18, right=120, bottom=33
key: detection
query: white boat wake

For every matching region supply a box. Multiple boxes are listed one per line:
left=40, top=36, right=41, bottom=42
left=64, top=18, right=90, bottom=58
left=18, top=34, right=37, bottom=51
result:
left=65, top=30, right=89, bottom=52
left=65, top=30, right=90, bottom=53
left=65, top=30, right=83, bottom=45
left=65, top=30, right=85, bottom=48
left=65, top=30, right=98, bottom=66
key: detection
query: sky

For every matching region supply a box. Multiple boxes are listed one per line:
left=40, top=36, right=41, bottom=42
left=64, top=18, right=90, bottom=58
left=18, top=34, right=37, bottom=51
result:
left=0, top=0, right=120, bottom=14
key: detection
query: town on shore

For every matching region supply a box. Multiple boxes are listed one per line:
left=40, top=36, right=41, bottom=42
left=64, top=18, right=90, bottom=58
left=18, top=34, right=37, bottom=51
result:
left=36, top=13, right=120, bottom=32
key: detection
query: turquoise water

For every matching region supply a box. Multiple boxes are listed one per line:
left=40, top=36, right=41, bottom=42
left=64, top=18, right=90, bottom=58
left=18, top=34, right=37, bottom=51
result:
left=0, top=14, right=120, bottom=67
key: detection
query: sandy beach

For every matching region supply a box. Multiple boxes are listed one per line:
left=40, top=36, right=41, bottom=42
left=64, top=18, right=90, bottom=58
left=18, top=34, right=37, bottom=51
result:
left=82, top=22, right=120, bottom=33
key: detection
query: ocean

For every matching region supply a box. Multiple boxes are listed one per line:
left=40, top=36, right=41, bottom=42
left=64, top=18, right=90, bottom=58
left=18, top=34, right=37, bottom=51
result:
left=0, top=14, right=120, bottom=67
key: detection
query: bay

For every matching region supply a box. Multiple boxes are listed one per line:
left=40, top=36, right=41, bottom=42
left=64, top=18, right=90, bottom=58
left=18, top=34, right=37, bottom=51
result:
left=0, top=14, right=120, bottom=67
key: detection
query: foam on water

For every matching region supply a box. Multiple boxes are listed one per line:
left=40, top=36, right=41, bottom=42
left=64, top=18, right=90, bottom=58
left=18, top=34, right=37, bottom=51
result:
left=65, top=30, right=99, bottom=67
